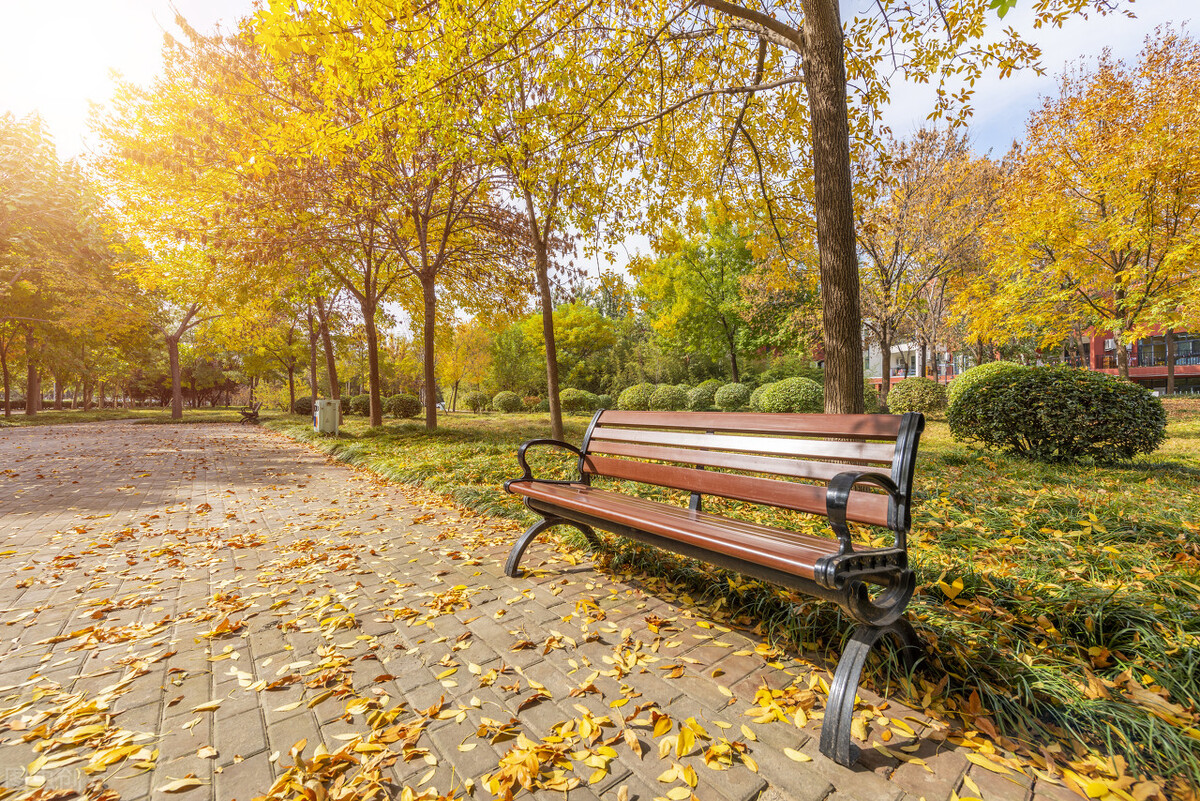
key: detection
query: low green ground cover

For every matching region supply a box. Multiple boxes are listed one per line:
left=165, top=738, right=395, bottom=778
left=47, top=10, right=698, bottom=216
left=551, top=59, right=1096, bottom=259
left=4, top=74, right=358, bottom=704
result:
left=265, top=402, right=1191, bottom=789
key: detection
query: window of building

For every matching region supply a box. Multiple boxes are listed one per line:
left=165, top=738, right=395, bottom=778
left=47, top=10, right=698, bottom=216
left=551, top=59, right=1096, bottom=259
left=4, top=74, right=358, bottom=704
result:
left=1136, top=332, right=1200, bottom=367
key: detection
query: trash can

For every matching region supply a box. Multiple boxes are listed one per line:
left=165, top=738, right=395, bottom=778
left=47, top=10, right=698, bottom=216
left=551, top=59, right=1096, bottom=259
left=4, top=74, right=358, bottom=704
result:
left=314, top=399, right=340, bottom=435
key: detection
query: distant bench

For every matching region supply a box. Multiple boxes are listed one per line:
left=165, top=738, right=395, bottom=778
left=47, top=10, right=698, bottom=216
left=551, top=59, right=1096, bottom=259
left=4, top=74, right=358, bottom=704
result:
left=239, top=401, right=262, bottom=425
left=504, top=409, right=926, bottom=766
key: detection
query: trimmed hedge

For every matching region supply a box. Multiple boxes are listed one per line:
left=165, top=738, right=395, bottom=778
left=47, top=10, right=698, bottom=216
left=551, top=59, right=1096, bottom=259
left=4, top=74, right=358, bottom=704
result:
left=650, top=384, right=689, bottom=411
left=947, top=365, right=1166, bottom=463
left=493, top=391, right=523, bottom=413
left=885, top=377, right=947, bottom=414
left=714, top=382, right=750, bottom=411
left=596, top=394, right=613, bottom=409
left=386, top=393, right=421, bottom=418
left=749, top=383, right=773, bottom=411
left=463, top=391, right=488, bottom=413
left=292, top=396, right=314, bottom=416
left=559, top=388, right=599, bottom=413
left=947, top=360, right=1023, bottom=411
left=760, top=377, right=823, bottom=413
left=687, top=380, right=722, bottom=411
left=617, top=383, right=656, bottom=411
left=348, top=394, right=371, bottom=416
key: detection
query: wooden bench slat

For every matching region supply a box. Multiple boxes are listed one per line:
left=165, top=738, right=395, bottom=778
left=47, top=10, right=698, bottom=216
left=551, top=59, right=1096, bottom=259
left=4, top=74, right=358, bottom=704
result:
left=589, top=426, right=896, bottom=465
left=510, top=481, right=845, bottom=579
left=584, top=454, right=892, bottom=527
left=587, top=440, right=870, bottom=483
left=596, top=410, right=904, bottom=439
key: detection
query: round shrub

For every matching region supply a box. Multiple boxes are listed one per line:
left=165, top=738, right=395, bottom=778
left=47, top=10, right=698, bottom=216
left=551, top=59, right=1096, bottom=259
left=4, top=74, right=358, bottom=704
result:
left=348, top=394, right=371, bottom=416
left=947, top=361, right=1022, bottom=411
left=947, top=365, right=1166, bottom=463
left=885, top=377, right=947, bottom=414
left=492, top=391, right=523, bottom=413
left=761, top=377, right=823, bottom=413
left=463, top=390, right=488, bottom=413
left=687, top=380, right=721, bottom=411
left=535, top=398, right=550, bottom=412
left=386, top=393, right=421, bottom=418
left=523, top=395, right=542, bottom=411
left=649, top=384, right=689, bottom=411
left=559, top=388, right=599, bottom=413
left=715, top=382, right=751, bottom=411
left=292, top=396, right=314, bottom=416
left=749, top=382, right=773, bottom=411
left=617, top=383, right=656, bottom=411
left=863, top=383, right=881, bottom=414
left=595, top=394, right=613, bottom=409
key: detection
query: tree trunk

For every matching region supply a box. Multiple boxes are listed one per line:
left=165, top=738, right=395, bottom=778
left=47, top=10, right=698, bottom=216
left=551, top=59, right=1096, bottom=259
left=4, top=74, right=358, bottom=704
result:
left=99, top=381, right=107, bottom=410
left=917, top=342, right=927, bottom=379
left=451, top=379, right=459, bottom=412
left=25, top=327, right=37, bottom=416
left=287, top=366, right=296, bottom=414
left=801, top=0, right=864, bottom=414
left=532, top=239, right=564, bottom=440
left=1166, top=329, right=1176, bottom=395
left=53, top=373, right=63, bottom=410
left=72, top=380, right=79, bottom=410
left=421, top=276, right=438, bottom=431
left=315, top=295, right=340, bottom=402
left=1115, top=333, right=1129, bottom=379
left=1, top=340, right=9, bottom=418
left=975, top=338, right=988, bottom=367
left=167, top=336, right=184, bottom=420
left=361, top=299, right=384, bottom=427
left=307, top=308, right=319, bottom=406
left=879, top=340, right=893, bottom=405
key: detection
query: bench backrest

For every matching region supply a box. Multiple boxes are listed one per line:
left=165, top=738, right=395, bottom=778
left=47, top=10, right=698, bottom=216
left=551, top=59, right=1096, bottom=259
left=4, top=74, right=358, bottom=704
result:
left=578, top=411, right=924, bottom=532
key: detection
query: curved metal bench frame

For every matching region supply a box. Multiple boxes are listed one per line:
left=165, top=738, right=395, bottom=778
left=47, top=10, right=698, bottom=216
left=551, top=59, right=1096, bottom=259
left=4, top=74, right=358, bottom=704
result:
left=503, top=410, right=926, bottom=767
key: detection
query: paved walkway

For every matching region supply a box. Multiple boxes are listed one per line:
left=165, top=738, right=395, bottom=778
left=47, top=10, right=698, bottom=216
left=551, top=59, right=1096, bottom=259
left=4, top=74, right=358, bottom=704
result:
left=0, top=423, right=1076, bottom=801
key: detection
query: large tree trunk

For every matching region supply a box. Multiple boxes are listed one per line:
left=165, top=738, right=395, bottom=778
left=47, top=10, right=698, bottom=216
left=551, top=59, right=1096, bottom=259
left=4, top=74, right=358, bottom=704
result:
left=167, top=336, right=184, bottom=420
left=421, top=276, right=438, bottom=431
left=1166, top=329, right=1176, bottom=395
left=801, top=0, right=864, bottom=414
left=361, top=299, right=384, bottom=427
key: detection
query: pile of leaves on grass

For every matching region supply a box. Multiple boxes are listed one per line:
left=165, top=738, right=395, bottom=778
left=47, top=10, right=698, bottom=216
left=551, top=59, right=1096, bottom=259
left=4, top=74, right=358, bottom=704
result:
left=269, top=407, right=1200, bottom=797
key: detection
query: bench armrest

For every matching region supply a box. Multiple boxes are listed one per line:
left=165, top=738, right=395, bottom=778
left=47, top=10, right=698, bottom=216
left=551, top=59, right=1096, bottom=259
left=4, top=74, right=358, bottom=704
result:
left=826, top=470, right=903, bottom=556
left=504, top=438, right=591, bottom=491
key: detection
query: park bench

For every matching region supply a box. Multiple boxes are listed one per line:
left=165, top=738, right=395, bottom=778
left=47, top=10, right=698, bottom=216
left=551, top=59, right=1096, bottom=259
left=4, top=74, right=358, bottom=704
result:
left=239, top=401, right=262, bottom=425
left=503, top=409, right=925, bottom=766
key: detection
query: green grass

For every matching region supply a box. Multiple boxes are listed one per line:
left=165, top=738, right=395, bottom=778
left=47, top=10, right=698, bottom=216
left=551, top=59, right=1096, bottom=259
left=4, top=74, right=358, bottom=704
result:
left=279, top=405, right=1200, bottom=790
left=0, top=407, right=292, bottom=427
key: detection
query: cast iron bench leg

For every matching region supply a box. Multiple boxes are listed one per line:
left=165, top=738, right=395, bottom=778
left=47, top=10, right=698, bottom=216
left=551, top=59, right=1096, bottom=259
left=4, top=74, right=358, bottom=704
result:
left=505, top=516, right=599, bottom=577
left=819, top=618, right=922, bottom=766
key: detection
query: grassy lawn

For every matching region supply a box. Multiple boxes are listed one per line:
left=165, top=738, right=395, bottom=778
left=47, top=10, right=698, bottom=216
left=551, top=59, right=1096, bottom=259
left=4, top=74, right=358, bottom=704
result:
left=0, top=407, right=291, bottom=427
left=265, top=402, right=1192, bottom=790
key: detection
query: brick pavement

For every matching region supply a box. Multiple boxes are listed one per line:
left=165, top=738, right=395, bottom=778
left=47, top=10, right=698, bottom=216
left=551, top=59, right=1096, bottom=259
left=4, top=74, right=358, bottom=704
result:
left=0, top=422, right=1079, bottom=801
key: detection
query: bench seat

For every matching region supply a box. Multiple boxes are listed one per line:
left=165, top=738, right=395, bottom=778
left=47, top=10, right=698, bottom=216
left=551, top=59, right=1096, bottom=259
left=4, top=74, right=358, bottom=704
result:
left=508, top=480, right=846, bottom=581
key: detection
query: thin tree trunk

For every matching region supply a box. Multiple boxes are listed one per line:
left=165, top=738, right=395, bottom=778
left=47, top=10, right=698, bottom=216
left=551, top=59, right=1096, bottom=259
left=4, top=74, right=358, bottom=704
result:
left=361, top=299, right=384, bottom=427
left=307, top=308, right=319, bottom=407
left=421, top=276, right=438, bottom=431
left=99, top=381, right=106, bottom=410
left=53, top=373, right=63, bottom=410
left=1, top=340, right=9, bottom=418
left=25, top=327, right=37, bottom=416
left=167, top=337, right=184, bottom=420
left=1116, top=334, right=1129, bottom=379
left=532, top=239, right=564, bottom=440
left=801, top=0, right=864, bottom=414
left=879, top=340, right=893, bottom=405
left=315, top=295, right=340, bottom=401
left=287, top=366, right=296, bottom=414
left=1166, top=329, right=1176, bottom=395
